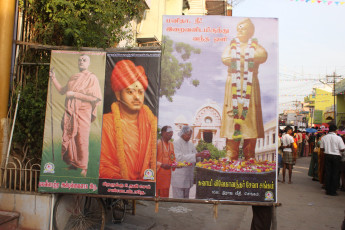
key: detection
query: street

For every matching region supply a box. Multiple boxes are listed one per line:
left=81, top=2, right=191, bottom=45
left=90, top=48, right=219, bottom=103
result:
left=106, top=156, right=345, bottom=230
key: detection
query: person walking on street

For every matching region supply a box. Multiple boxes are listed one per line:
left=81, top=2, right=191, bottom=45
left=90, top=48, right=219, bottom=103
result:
left=296, top=130, right=303, bottom=158
left=304, top=133, right=309, bottom=157
left=340, top=134, right=345, bottom=192
left=308, top=133, right=321, bottom=181
left=293, top=132, right=298, bottom=163
left=282, top=126, right=294, bottom=184
left=318, top=133, right=326, bottom=188
left=309, top=133, right=316, bottom=157
left=320, top=124, right=345, bottom=196
left=301, top=131, right=306, bottom=157
left=278, top=130, right=283, bottom=180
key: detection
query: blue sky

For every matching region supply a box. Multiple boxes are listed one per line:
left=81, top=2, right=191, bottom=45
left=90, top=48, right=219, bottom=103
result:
left=233, top=0, right=345, bottom=111
left=159, top=16, right=278, bottom=128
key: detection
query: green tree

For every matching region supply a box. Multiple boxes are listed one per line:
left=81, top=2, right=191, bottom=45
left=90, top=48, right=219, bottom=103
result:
left=24, top=0, right=146, bottom=48
left=160, top=36, right=201, bottom=102
left=196, top=140, right=226, bottom=160
left=10, top=0, right=146, bottom=161
left=12, top=66, right=49, bottom=160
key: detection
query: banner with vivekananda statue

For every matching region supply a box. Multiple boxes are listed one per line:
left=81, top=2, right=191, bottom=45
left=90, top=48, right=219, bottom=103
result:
left=158, top=16, right=278, bottom=202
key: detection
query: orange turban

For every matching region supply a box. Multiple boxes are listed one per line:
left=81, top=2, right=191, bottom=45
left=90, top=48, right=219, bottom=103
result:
left=111, top=60, right=148, bottom=92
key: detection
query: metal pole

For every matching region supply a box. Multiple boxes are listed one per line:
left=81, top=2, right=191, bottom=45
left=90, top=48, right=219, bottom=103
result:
left=50, top=74, right=55, bottom=161
left=0, top=0, right=16, bottom=167
left=10, top=0, right=19, bottom=86
left=4, top=92, right=20, bottom=168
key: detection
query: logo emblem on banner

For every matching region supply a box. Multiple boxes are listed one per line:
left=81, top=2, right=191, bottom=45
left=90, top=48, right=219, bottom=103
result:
left=143, top=169, right=154, bottom=180
left=44, top=162, right=55, bottom=174
left=264, top=191, right=274, bottom=201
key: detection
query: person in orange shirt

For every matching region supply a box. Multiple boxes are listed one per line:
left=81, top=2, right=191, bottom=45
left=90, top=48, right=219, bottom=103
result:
left=99, top=60, right=157, bottom=181
left=156, top=126, right=175, bottom=197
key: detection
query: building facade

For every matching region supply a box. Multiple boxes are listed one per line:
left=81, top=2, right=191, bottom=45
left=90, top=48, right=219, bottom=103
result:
left=255, top=119, right=277, bottom=162
left=173, top=100, right=226, bottom=149
left=118, top=0, right=230, bottom=47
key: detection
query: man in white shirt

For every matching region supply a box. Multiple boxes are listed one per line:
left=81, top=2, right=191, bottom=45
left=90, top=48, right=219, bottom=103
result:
left=281, top=126, right=294, bottom=184
left=171, top=125, right=209, bottom=199
left=320, top=124, right=345, bottom=196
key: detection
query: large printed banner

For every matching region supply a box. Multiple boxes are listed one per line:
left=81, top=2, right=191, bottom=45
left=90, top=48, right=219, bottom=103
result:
left=39, top=16, right=278, bottom=203
left=39, top=51, right=105, bottom=194
left=159, top=16, right=278, bottom=202
left=39, top=51, right=160, bottom=197
left=97, top=52, right=160, bottom=197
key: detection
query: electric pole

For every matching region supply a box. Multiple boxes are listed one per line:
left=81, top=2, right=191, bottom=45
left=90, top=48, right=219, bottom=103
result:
left=325, top=72, right=342, bottom=125
left=292, top=99, right=300, bottom=129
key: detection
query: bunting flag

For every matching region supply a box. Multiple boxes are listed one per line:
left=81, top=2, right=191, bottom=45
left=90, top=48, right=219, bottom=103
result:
left=291, top=0, right=345, bottom=5
left=279, top=100, right=331, bottom=103
left=280, top=92, right=345, bottom=96
left=280, top=93, right=332, bottom=96
left=280, top=79, right=325, bottom=81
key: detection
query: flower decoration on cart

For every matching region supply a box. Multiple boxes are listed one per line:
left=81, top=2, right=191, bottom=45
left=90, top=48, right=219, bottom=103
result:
left=196, top=158, right=276, bottom=173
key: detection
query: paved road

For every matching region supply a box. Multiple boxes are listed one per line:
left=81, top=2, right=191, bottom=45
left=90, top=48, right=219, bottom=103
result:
left=107, top=156, right=345, bottom=230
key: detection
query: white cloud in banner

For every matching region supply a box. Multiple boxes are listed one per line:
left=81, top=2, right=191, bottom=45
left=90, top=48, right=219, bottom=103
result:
left=159, top=94, right=205, bottom=127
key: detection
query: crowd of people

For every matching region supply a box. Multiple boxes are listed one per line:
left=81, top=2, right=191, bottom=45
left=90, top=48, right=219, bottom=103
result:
left=278, top=124, right=345, bottom=196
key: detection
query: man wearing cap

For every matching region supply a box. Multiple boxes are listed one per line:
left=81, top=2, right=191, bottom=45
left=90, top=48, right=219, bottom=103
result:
left=49, top=54, right=102, bottom=177
left=99, top=60, right=157, bottom=181
left=156, top=126, right=175, bottom=197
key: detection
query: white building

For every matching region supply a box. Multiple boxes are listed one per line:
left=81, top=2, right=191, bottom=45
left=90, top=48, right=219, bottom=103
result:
left=255, top=119, right=277, bottom=162
left=173, top=100, right=226, bottom=149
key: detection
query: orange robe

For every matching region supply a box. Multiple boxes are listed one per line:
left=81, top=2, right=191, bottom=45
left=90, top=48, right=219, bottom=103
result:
left=60, top=70, right=102, bottom=169
left=99, top=102, right=157, bottom=180
left=156, top=139, right=175, bottom=197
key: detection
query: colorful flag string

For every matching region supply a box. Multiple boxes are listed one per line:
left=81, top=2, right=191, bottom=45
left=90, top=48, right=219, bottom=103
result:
left=291, top=0, right=345, bottom=5
left=280, top=93, right=332, bottom=96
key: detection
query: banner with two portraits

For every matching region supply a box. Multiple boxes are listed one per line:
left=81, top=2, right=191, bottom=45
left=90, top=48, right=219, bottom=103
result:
left=39, top=16, right=278, bottom=203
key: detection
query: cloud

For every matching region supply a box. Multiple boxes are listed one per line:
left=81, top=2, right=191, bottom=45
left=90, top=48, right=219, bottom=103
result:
left=159, top=94, right=206, bottom=127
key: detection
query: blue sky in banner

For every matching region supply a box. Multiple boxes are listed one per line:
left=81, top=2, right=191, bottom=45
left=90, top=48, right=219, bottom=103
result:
left=159, top=16, right=278, bottom=129
left=232, top=0, right=345, bottom=111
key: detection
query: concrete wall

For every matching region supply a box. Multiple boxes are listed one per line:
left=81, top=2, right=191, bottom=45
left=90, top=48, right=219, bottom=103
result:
left=0, top=191, right=53, bottom=230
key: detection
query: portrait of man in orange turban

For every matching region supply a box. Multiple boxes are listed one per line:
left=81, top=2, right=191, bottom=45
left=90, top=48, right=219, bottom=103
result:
left=99, top=59, right=157, bottom=181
